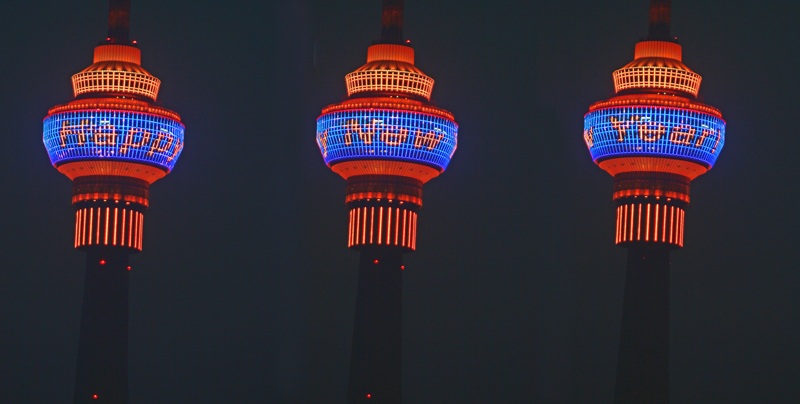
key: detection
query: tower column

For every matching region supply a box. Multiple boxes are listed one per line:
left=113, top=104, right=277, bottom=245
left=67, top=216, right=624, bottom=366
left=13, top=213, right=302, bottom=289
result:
left=615, top=246, right=670, bottom=404
left=73, top=248, right=130, bottom=404
left=347, top=247, right=404, bottom=404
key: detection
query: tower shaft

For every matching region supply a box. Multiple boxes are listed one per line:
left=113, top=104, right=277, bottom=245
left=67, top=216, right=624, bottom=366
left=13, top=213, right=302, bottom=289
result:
left=73, top=249, right=130, bottom=404
left=379, top=0, right=404, bottom=44
left=615, top=246, right=670, bottom=404
left=647, top=0, right=672, bottom=40
left=347, top=246, right=404, bottom=404
left=107, top=0, right=131, bottom=44
left=71, top=177, right=146, bottom=404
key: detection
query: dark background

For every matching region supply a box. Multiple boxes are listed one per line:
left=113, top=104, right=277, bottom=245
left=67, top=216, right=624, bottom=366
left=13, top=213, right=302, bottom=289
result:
left=1, top=0, right=797, bottom=402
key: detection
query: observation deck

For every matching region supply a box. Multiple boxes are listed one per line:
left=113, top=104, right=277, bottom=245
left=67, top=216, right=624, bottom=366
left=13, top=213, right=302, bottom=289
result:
left=318, top=43, right=457, bottom=185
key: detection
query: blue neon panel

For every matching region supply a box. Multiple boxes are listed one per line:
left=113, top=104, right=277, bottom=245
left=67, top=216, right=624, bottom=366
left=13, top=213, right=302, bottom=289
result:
left=317, top=109, right=458, bottom=172
left=584, top=106, right=725, bottom=167
left=43, top=110, right=185, bottom=171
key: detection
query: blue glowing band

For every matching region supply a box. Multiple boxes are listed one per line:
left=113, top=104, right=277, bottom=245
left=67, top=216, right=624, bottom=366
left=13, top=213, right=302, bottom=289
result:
left=43, top=110, right=185, bottom=172
left=584, top=106, right=725, bottom=167
left=317, top=109, right=458, bottom=172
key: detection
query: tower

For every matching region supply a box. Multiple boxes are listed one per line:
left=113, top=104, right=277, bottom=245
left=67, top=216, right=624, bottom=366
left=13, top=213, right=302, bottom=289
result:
left=583, top=1, right=724, bottom=402
left=316, top=1, right=457, bottom=402
left=42, top=1, right=185, bottom=402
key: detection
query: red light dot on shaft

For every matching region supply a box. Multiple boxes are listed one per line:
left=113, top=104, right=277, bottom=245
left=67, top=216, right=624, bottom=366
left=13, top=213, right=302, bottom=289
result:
left=93, top=395, right=98, bottom=399
left=99, top=260, right=105, bottom=265
left=127, top=266, right=131, bottom=271
left=374, top=260, right=379, bottom=264
left=400, top=266, right=404, bottom=270
left=367, top=394, right=371, bottom=398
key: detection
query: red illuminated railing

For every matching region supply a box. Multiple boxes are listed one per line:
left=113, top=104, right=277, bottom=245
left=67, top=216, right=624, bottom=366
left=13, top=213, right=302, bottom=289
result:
left=348, top=205, right=417, bottom=250
left=75, top=206, right=144, bottom=251
left=615, top=201, right=684, bottom=247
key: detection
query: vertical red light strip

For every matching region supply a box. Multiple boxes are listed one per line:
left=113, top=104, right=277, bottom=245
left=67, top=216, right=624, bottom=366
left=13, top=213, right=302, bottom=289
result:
left=378, top=207, right=383, bottom=244
left=104, top=207, right=110, bottom=245
left=622, top=205, right=628, bottom=242
left=96, top=208, right=101, bottom=244
left=680, top=209, right=685, bottom=246
left=669, top=206, right=675, bottom=244
left=113, top=208, right=118, bottom=245
left=139, top=212, right=144, bottom=250
left=386, top=206, right=392, bottom=245
left=82, top=208, right=87, bottom=246
left=645, top=203, right=650, bottom=242
left=362, top=207, right=367, bottom=245
left=629, top=204, right=634, bottom=241
left=74, top=210, right=80, bottom=248
left=88, top=208, right=94, bottom=245
left=637, top=204, right=642, bottom=241
left=121, top=209, right=127, bottom=247
left=407, top=211, right=412, bottom=248
left=128, top=210, right=133, bottom=247
left=370, top=207, right=375, bottom=244
left=354, top=208, right=360, bottom=245
left=395, top=208, right=400, bottom=245
left=349, top=209, right=354, bottom=247
left=402, top=210, right=407, bottom=247
left=412, top=212, right=418, bottom=249
left=654, top=204, right=659, bottom=242
left=662, top=205, right=667, bottom=242
left=615, top=206, right=619, bottom=243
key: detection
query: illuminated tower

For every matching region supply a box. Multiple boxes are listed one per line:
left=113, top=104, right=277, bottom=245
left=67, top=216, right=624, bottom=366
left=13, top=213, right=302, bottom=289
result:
left=42, top=1, right=184, bottom=403
left=583, top=1, right=724, bottom=402
left=316, top=1, right=457, bottom=402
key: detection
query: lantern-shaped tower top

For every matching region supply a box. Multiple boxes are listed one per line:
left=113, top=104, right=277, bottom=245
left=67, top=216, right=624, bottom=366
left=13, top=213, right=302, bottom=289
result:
left=345, top=0, right=435, bottom=101
left=612, top=0, right=702, bottom=97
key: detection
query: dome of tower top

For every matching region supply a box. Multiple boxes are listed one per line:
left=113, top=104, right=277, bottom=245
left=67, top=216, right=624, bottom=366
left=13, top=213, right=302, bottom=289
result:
left=71, top=44, right=161, bottom=101
left=612, top=40, right=701, bottom=97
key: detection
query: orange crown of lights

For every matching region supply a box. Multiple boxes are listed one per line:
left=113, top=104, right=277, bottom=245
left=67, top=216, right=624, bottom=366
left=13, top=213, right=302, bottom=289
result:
left=72, top=44, right=161, bottom=101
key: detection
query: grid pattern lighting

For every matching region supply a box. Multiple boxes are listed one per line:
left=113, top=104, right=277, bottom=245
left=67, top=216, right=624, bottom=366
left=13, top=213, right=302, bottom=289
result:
left=317, top=109, right=457, bottom=172
left=613, top=65, right=701, bottom=96
left=72, top=69, right=161, bottom=101
left=346, top=69, right=434, bottom=100
left=584, top=106, right=725, bottom=167
left=44, top=110, right=185, bottom=172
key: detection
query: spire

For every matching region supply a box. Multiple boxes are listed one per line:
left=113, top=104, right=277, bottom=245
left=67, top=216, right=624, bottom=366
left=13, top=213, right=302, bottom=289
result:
left=379, top=0, right=404, bottom=44
left=107, top=0, right=131, bottom=44
left=647, top=0, right=671, bottom=41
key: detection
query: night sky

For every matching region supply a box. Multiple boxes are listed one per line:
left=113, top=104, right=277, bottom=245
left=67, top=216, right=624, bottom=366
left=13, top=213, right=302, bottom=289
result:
left=1, top=0, right=797, bottom=403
